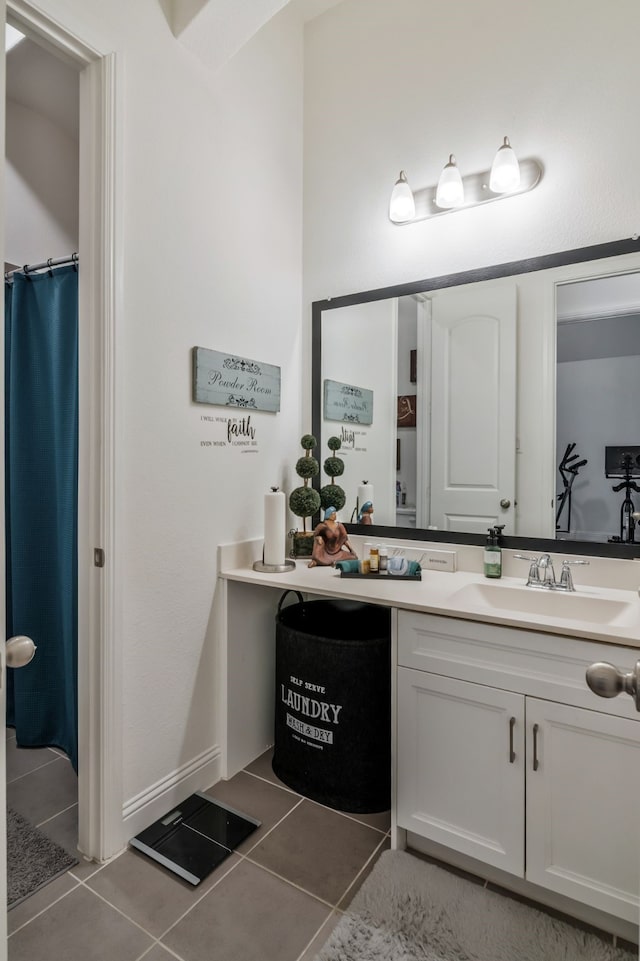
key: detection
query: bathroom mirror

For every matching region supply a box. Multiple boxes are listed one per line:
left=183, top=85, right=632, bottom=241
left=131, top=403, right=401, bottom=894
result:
left=311, top=237, right=640, bottom=558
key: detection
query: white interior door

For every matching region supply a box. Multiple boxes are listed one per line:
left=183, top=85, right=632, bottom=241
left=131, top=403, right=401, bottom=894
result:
left=430, top=283, right=516, bottom=533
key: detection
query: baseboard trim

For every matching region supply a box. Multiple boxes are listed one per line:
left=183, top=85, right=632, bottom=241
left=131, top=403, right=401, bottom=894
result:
left=122, top=745, right=222, bottom=840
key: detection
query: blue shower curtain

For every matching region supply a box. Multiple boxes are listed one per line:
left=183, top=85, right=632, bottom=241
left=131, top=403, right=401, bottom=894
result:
left=5, top=265, right=78, bottom=770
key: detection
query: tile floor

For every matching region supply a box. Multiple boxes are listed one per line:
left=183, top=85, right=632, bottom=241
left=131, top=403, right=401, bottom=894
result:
left=7, top=738, right=636, bottom=960
left=6, top=745, right=390, bottom=961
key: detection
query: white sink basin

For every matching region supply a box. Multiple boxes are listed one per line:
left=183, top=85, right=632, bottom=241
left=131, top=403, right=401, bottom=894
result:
left=451, top=581, right=640, bottom=628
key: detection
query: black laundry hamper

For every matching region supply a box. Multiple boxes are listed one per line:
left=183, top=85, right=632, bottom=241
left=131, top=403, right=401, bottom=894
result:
left=272, top=591, right=391, bottom=813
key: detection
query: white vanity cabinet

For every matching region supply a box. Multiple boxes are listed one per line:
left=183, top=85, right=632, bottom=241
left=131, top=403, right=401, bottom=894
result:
left=397, top=668, right=526, bottom=875
left=396, top=610, right=640, bottom=923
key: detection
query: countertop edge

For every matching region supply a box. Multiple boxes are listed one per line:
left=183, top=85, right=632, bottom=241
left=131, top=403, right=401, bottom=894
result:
left=219, top=563, right=640, bottom=650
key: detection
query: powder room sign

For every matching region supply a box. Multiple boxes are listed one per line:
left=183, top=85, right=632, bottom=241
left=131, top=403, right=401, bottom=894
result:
left=323, top=379, right=373, bottom=426
left=193, top=347, right=281, bottom=413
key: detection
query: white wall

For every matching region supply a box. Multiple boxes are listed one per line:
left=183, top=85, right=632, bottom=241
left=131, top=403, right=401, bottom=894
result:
left=304, top=0, right=640, bottom=303
left=557, top=353, right=640, bottom=542
left=5, top=99, right=79, bottom=265
left=303, top=0, right=640, bottom=539
left=321, top=299, right=397, bottom=525
left=13, top=0, right=640, bottom=837
left=22, top=0, right=305, bottom=819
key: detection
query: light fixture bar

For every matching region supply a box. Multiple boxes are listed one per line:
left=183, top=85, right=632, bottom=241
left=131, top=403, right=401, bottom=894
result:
left=395, top=157, right=542, bottom=225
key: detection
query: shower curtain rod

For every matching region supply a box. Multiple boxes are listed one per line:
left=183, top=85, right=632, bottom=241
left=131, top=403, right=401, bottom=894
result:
left=5, top=252, right=78, bottom=281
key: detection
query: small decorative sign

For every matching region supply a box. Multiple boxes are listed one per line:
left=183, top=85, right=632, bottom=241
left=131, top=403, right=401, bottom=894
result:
left=193, top=347, right=280, bottom=412
left=323, top=379, right=373, bottom=426
left=397, top=394, right=416, bottom=428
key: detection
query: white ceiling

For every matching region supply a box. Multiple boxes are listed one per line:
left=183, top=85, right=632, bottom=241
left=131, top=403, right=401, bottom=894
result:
left=293, top=0, right=345, bottom=22
left=557, top=271, right=640, bottom=323
left=171, top=0, right=345, bottom=70
left=5, top=0, right=344, bottom=138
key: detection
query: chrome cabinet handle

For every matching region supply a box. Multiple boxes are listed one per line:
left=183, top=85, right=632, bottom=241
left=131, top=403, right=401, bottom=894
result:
left=532, top=723, right=540, bottom=771
left=586, top=661, right=640, bottom=712
left=509, top=716, right=516, bottom=763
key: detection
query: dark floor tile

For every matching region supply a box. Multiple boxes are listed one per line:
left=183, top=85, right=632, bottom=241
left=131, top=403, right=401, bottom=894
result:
left=162, top=858, right=330, bottom=961
left=339, top=807, right=391, bottom=833
left=86, top=847, right=241, bottom=939
left=6, top=741, right=59, bottom=784
left=248, top=799, right=383, bottom=905
left=8, top=873, right=79, bottom=935
left=7, top=884, right=153, bottom=961
left=37, top=805, right=100, bottom=881
left=244, top=748, right=297, bottom=794
left=244, top=749, right=390, bottom=832
left=137, top=946, right=177, bottom=961
left=7, top=756, right=77, bottom=826
left=297, top=911, right=342, bottom=961
left=203, top=771, right=302, bottom=853
left=338, top=836, right=390, bottom=909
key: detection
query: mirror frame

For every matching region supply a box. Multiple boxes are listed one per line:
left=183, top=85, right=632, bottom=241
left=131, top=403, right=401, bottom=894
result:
left=311, top=236, right=640, bottom=558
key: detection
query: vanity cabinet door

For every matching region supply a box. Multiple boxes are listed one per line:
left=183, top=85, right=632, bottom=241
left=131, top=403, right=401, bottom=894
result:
left=525, top=697, right=640, bottom=924
left=397, top=667, right=525, bottom=876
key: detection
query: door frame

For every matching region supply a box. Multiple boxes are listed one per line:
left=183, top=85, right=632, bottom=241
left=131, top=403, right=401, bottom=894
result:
left=5, top=0, right=123, bottom=861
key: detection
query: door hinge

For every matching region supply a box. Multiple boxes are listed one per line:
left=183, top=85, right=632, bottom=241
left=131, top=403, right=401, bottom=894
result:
left=94, top=548, right=105, bottom=568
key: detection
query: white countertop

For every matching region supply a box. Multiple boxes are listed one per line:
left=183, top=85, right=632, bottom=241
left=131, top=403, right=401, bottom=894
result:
left=220, top=555, right=640, bottom=649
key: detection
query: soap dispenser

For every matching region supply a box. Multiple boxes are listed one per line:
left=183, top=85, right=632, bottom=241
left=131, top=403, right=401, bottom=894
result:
left=484, top=525, right=504, bottom=579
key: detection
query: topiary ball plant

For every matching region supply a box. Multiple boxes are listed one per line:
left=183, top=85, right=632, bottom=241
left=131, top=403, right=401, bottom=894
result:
left=289, top=435, right=321, bottom=533
left=319, top=436, right=347, bottom=512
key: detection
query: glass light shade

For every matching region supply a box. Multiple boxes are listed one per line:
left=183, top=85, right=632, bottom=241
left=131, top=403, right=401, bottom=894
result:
left=435, top=155, right=464, bottom=209
left=490, top=136, right=521, bottom=193
left=389, top=171, right=416, bottom=223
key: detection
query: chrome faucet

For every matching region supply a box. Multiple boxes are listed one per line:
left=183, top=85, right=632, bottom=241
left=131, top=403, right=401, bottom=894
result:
left=513, top=554, right=589, bottom=591
left=557, top=559, right=590, bottom=592
left=536, top=553, right=556, bottom=587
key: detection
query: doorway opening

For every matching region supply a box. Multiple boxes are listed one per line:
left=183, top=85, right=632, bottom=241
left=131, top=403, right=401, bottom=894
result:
left=4, top=0, right=122, bottom=878
left=4, top=22, right=81, bottom=877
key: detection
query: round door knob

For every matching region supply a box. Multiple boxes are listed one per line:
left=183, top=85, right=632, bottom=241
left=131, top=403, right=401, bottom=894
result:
left=6, top=635, right=36, bottom=669
left=500, top=498, right=511, bottom=510
left=586, top=660, right=640, bottom=711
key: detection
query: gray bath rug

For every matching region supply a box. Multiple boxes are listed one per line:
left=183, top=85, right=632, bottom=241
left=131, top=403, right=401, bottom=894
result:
left=7, top=807, right=78, bottom=908
left=315, top=850, right=635, bottom=961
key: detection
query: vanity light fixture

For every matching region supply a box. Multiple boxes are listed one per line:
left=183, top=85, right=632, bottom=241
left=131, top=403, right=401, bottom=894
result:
left=389, top=136, right=541, bottom=225
left=435, top=155, right=464, bottom=209
left=489, top=136, right=520, bottom=193
left=389, top=171, right=416, bottom=224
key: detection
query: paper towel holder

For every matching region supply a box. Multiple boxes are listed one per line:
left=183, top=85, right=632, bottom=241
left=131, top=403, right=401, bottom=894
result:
left=253, top=559, right=296, bottom=573
left=253, top=552, right=296, bottom=574
left=253, top=486, right=296, bottom=573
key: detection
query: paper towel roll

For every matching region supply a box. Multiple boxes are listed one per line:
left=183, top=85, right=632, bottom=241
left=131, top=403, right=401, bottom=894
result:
left=264, top=488, right=286, bottom=566
left=358, top=483, right=374, bottom=511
